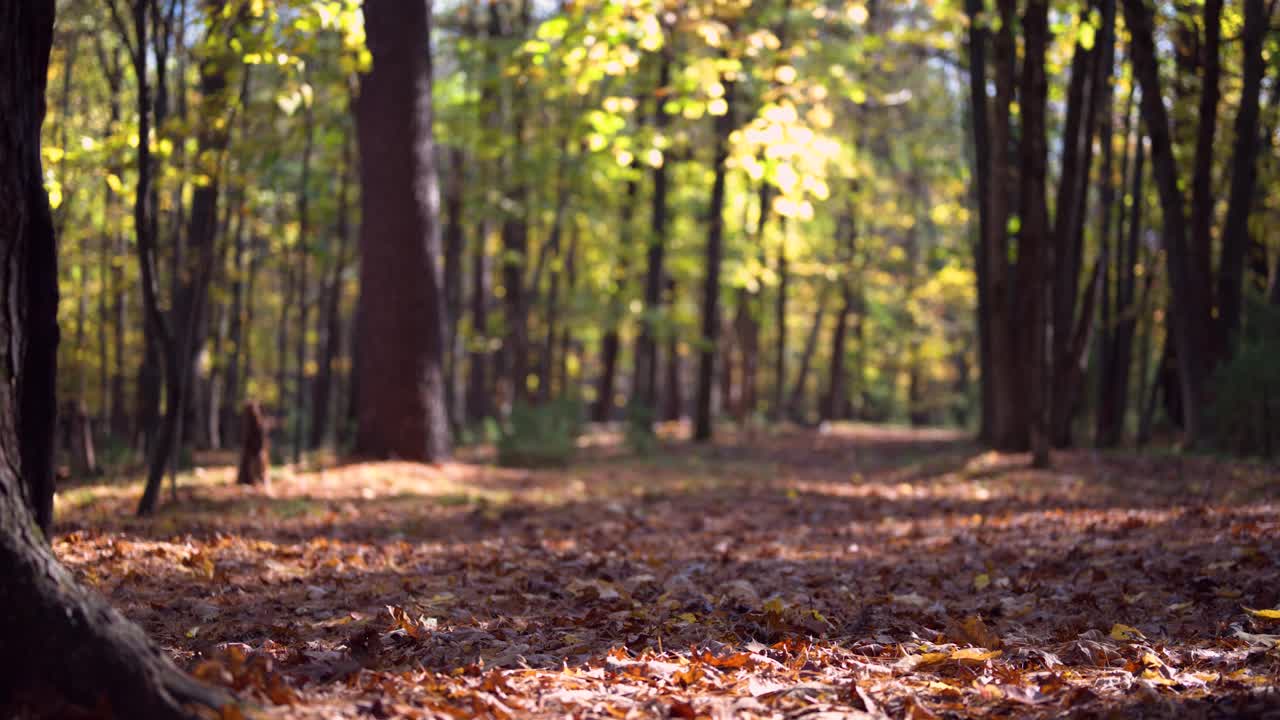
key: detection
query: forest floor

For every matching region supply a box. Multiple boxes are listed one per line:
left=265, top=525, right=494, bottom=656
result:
left=53, top=423, right=1280, bottom=719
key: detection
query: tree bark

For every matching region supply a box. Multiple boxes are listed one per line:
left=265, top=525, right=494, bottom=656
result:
left=694, top=76, right=734, bottom=442
left=354, top=0, right=451, bottom=461
left=0, top=4, right=231, bottom=715
left=963, top=0, right=993, bottom=443
left=442, top=146, right=466, bottom=428
left=1016, top=0, right=1052, bottom=468
left=1214, top=0, right=1266, bottom=355
left=1123, top=0, right=1210, bottom=447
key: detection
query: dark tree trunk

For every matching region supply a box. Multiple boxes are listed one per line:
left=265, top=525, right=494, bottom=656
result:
left=1016, top=0, right=1052, bottom=468
left=1189, top=0, right=1222, bottom=336
left=592, top=174, right=636, bottom=422
left=1097, top=114, right=1146, bottom=447
left=694, top=77, right=734, bottom=442
left=1215, top=0, right=1266, bottom=355
left=635, top=49, right=672, bottom=418
left=0, top=4, right=231, bottom=715
left=662, top=297, right=683, bottom=422
left=1124, top=0, right=1210, bottom=447
left=986, top=0, right=1023, bottom=451
left=963, top=0, right=994, bottom=443
left=236, top=401, right=268, bottom=486
left=1050, top=0, right=1114, bottom=448
left=354, top=0, right=451, bottom=461
left=442, top=146, right=466, bottom=428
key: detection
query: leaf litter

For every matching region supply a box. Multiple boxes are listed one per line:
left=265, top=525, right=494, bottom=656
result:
left=53, top=424, right=1280, bottom=718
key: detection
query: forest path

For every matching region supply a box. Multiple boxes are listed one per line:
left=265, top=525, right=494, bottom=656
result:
left=54, top=424, right=1280, bottom=719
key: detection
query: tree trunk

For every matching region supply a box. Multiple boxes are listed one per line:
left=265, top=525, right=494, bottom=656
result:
left=1017, top=0, right=1052, bottom=468
left=1189, top=0, right=1222, bottom=339
left=634, top=49, right=672, bottom=418
left=694, top=76, right=734, bottom=443
left=963, top=0, right=994, bottom=443
left=291, top=97, right=315, bottom=463
left=311, top=131, right=354, bottom=448
left=986, top=0, right=1023, bottom=451
left=1214, top=0, right=1266, bottom=355
left=442, top=146, right=466, bottom=428
left=786, top=283, right=831, bottom=422
left=1124, top=0, right=1210, bottom=448
left=1097, top=113, right=1146, bottom=447
left=354, top=0, right=451, bottom=462
left=0, top=4, right=231, bottom=715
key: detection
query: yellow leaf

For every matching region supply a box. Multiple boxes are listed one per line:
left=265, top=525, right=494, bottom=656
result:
left=1110, top=623, right=1145, bottom=642
left=677, top=612, right=697, bottom=623
left=1244, top=607, right=1280, bottom=620
left=973, top=573, right=991, bottom=591
left=950, top=648, right=1001, bottom=663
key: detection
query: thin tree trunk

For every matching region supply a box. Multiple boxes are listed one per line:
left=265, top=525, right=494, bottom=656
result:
left=1017, top=0, right=1052, bottom=468
left=694, top=76, right=734, bottom=443
left=1215, top=0, right=1266, bottom=355
left=292, top=97, right=314, bottom=463
left=310, top=132, right=353, bottom=448
left=442, top=146, right=466, bottom=427
left=786, top=282, right=831, bottom=421
left=635, top=49, right=673, bottom=418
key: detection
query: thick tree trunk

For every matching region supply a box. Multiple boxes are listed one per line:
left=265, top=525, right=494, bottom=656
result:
left=1124, top=0, right=1210, bottom=447
left=354, top=0, right=451, bottom=461
left=0, top=4, right=231, bottom=715
left=1215, top=0, right=1266, bottom=355
left=694, top=77, right=734, bottom=442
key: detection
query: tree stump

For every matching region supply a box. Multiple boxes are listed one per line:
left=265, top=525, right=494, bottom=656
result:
left=236, top=402, right=269, bottom=486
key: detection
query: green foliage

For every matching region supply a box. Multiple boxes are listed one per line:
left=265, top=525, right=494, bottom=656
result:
left=625, top=403, right=658, bottom=456
left=497, top=398, right=584, bottom=468
left=1210, top=297, right=1280, bottom=457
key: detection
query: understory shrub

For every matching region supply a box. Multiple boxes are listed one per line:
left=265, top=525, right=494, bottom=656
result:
left=1209, top=295, right=1280, bottom=457
left=497, top=397, right=583, bottom=467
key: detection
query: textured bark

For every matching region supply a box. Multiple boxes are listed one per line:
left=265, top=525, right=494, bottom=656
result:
left=694, top=77, right=734, bottom=443
left=1214, top=0, right=1266, bottom=355
left=236, top=401, right=268, bottom=486
left=354, top=0, right=451, bottom=461
left=0, top=3, right=229, bottom=715
left=1124, top=0, right=1209, bottom=447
